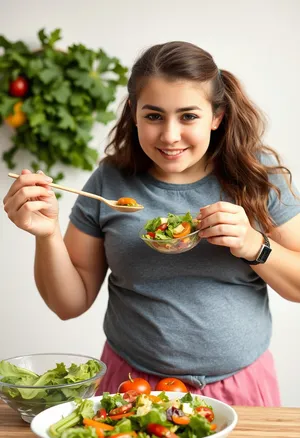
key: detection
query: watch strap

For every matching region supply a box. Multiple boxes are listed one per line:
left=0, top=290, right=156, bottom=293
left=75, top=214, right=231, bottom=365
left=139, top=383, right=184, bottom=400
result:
left=240, top=232, right=272, bottom=265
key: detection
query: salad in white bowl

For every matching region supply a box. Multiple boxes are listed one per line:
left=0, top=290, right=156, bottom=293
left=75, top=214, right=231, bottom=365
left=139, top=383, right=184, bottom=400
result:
left=31, top=390, right=238, bottom=438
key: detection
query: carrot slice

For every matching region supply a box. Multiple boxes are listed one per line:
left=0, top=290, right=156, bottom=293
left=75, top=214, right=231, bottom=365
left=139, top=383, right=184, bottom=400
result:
left=148, top=395, right=163, bottom=403
left=210, top=424, right=217, bottom=431
left=173, top=222, right=192, bottom=238
left=83, top=418, right=114, bottom=430
left=172, top=415, right=190, bottom=425
left=109, top=412, right=135, bottom=421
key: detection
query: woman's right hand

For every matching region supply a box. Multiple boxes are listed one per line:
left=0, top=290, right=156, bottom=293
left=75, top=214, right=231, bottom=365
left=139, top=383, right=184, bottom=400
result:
left=3, top=169, right=59, bottom=237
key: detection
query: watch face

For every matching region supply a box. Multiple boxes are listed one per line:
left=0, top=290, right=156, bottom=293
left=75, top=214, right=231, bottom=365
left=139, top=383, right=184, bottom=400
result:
left=257, top=245, right=272, bottom=263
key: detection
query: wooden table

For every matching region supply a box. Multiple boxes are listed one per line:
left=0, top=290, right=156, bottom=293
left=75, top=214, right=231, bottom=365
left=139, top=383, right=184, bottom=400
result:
left=0, top=401, right=299, bottom=437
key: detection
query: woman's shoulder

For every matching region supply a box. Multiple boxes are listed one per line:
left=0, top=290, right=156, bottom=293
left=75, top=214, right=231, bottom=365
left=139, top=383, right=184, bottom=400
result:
left=258, top=150, right=280, bottom=167
left=97, top=159, right=126, bottom=180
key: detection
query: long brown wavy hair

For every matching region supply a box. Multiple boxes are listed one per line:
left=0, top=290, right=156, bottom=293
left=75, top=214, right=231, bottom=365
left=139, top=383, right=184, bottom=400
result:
left=103, top=41, right=294, bottom=233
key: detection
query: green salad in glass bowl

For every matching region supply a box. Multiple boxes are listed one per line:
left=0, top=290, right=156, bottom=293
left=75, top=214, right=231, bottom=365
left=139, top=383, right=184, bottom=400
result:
left=0, top=353, right=107, bottom=423
left=139, top=212, right=201, bottom=254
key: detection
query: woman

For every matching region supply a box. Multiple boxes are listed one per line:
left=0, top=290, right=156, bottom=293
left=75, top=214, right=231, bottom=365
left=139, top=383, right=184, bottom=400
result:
left=3, top=41, right=300, bottom=406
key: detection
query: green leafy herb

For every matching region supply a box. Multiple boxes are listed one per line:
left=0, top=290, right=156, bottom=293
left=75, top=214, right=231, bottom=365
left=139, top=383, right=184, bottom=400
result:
left=0, top=28, right=128, bottom=183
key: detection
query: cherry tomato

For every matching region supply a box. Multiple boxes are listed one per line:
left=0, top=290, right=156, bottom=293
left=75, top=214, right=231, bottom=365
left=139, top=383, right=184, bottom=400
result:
left=5, top=101, right=27, bottom=128
left=116, top=197, right=138, bottom=206
left=93, top=407, right=107, bottom=420
left=9, top=77, right=29, bottom=97
left=147, top=424, right=179, bottom=438
left=123, top=390, right=141, bottom=402
left=147, top=232, right=156, bottom=238
left=109, top=403, right=133, bottom=416
left=155, top=378, right=188, bottom=392
left=173, top=222, right=191, bottom=239
left=195, top=406, right=214, bottom=422
left=118, top=373, right=151, bottom=394
left=156, top=223, right=168, bottom=231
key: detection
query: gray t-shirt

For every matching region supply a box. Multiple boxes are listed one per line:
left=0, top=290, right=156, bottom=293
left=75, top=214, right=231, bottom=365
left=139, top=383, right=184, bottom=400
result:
left=69, top=154, right=300, bottom=388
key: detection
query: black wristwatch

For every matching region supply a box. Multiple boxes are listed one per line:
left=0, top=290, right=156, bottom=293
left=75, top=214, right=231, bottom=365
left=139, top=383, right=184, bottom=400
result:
left=241, top=232, right=272, bottom=265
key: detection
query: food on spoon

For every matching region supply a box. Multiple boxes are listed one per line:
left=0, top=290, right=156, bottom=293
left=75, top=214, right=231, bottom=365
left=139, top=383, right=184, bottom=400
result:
left=116, top=197, right=139, bottom=206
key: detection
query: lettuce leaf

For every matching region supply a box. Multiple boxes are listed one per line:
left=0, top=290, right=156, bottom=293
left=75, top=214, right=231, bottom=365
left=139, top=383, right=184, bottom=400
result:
left=0, top=359, right=102, bottom=401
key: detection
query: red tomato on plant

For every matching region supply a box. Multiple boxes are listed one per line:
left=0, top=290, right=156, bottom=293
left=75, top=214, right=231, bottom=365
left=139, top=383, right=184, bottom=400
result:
left=9, top=77, right=29, bottom=97
left=155, top=377, right=188, bottom=392
left=118, top=373, right=151, bottom=394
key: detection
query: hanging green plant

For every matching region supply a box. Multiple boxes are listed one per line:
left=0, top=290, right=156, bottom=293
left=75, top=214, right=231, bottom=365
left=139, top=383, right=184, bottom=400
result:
left=0, top=28, right=128, bottom=183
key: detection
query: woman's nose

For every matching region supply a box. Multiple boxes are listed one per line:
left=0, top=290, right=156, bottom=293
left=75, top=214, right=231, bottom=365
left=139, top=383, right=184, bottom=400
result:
left=160, top=122, right=181, bottom=144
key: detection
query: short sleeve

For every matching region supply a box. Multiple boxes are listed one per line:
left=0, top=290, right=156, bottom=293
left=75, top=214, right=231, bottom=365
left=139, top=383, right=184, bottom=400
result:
left=69, top=165, right=104, bottom=238
left=261, top=153, right=300, bottom=226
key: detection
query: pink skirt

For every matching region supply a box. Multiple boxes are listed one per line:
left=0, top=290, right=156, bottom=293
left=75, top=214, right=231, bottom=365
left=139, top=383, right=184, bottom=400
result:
left=97, top=342, right=281, bottom=407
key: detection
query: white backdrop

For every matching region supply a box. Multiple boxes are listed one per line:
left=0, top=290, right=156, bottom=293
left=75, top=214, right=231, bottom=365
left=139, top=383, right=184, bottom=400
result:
left=0, top=0, right=300, bottom=406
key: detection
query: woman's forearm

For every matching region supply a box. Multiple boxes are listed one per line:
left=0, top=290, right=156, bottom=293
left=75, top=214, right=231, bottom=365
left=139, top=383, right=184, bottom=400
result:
left=34, top=225, right=88, bottom=319
left=252, top=238, right=300, bottom=302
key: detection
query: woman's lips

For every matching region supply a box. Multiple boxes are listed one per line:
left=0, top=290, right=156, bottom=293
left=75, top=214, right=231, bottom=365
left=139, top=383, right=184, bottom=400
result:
left=157, top=148, right=188, bottom=159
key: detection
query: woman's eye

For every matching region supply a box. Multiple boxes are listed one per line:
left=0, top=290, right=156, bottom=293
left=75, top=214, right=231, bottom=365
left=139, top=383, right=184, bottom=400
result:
left=145, top=113, right=162, bottom=121
left=182, top=113, right=198, bottom=121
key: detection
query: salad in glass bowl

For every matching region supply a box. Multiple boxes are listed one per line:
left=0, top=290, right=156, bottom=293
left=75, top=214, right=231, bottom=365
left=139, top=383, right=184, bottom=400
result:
left=0, top=353, right=106, bottom=423
left=139, top=212, right=201, bottom=254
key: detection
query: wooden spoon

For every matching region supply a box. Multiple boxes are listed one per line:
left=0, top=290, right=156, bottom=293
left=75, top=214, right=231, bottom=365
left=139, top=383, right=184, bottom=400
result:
left=8, top=173, right=144, bottom=213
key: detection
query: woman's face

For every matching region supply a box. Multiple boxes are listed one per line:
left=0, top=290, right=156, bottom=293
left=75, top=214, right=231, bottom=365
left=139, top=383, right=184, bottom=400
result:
left=135, top=77, right=222, bottom=183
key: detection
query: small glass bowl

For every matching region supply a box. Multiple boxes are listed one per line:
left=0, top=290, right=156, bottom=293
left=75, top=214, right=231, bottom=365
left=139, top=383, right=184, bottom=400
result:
left=0, top=353, right=107, bottom=423
left=139, top=213, right=201, bottom=254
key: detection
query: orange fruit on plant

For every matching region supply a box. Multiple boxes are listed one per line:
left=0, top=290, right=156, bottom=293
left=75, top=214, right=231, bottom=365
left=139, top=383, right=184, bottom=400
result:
left=5, top=102, right=27, bottom=128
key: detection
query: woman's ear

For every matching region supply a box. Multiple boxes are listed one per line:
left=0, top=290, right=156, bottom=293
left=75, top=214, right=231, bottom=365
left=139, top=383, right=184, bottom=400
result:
left=211, top=111, right=224, bottom=130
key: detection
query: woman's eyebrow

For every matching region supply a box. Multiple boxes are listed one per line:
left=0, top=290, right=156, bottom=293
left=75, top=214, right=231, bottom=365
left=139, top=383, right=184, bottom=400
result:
left=141, top=104, right=203, bottom=113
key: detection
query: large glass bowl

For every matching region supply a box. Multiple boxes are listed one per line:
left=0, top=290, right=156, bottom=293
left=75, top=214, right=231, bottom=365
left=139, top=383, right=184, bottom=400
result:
left=139, top=212, right=201, bottom=254
left=0, top=353, right=107, bottom=423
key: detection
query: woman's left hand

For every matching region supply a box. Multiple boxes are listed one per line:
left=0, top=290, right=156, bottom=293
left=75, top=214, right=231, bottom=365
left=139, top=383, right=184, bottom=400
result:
left=198, top=201, right=264, bottom=260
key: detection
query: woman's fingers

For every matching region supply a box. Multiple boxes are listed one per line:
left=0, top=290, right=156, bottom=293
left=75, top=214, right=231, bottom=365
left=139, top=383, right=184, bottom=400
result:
left=12, top=201, right=53, bottom=231
left=199, top=224, right=243, bottom=238
left=200, top=201, right=241, bottom=218
left=4, top=171, right=53, bottom=203
left=4, top=186, right=52, bottom=214
left=204, top=236, right=243, bottom=248
left=200, top=212, right=242, bottom=230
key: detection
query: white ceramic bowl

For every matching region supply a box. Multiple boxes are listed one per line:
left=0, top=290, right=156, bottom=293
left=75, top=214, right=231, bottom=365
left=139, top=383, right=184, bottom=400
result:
left=31, top=391, right=238, bottom=438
